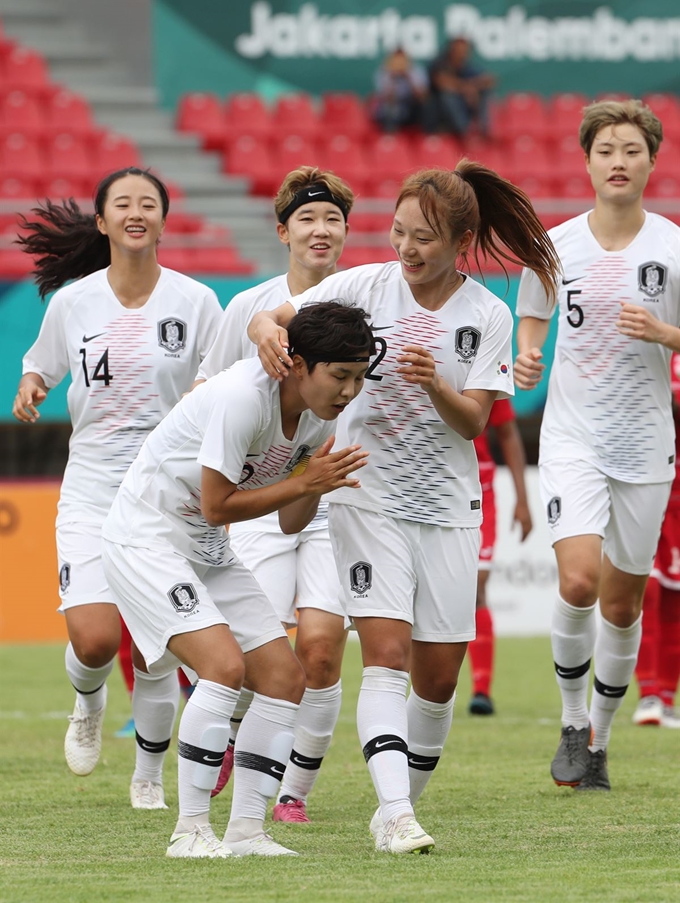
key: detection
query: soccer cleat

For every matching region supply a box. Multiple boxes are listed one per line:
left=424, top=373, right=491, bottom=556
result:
left=369, top=807, right=383, bottom=840
left=225, top=832, right=299, bottom=857
left=573, top=749, right=611, bottom=791
left=375, top=814, right=435, bottom=855
left=130, top=780, right=168, bottom=810
left=631, top=696, right=663, bottom=726
left=272, top=797, right=311, bottom=823
left=550, top=725, right=591, bottom=787
left=115, top=716, right=136, bottom=738
left=166, top=825, right=232, bottom=858
left=210, top=742, right=234, bottom=798
left=661, top=705, right=680, bottom=729
left=64, top=688, right=107, bottom=776
left=469, top=692, right=495, bottom=715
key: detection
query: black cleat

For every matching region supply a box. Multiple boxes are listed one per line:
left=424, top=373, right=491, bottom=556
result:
left=550, top=725, right=591, bottom=786
left=574, top=749, right=611, bottom=791
left=469, top=692, right=495, bottom=715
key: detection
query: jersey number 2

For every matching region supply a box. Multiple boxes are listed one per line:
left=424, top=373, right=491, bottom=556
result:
left=365, top=337, right=388, bottom=381
left=79, top=347, right=113, bottom=387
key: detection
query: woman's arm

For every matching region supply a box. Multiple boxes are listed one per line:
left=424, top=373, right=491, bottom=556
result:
left=12, top=373, right=49, bottom=423
left=495, top=419, right=532, bottom=541
left=247, top=302, right=296, bottom=381
left=514, top=317, right=550, bottom=390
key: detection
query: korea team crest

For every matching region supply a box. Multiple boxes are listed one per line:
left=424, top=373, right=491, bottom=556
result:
left=167, top=583, right=199, bottom=613
left=638, top=261, right=667, bottom=297
left=547, top=496, right=561, bottom=525
left=158, top=318, right=187, bottom=352
left=59, top=563, right=71, bottom=593
left=349, top=561, right=372, bottom=595
left=455, top=326, right=481, bottom=360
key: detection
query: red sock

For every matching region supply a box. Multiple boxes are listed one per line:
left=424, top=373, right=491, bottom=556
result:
left=658, top=585, right=680, bottom=706
left=117, top=617, right=135, bottom=697
left=469, top=606, right=494, bottom=697
left=636, top=577, right=660, bottom=698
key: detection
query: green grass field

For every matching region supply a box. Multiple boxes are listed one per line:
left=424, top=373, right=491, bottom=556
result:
left=1, top=638, right=679, bottom=903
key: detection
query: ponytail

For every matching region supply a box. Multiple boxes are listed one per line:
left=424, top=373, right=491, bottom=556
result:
left=397, top=162, right=561, bottom=303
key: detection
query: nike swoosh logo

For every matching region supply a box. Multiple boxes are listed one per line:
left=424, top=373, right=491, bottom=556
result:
left=270, top=765, right=284, bottom=776
left=561, top=277, right=584, bottom=285
left=308, top=191, right=324, bottom=196
left=291, top=756, right=308, bottom=766
left=204, top=755, right=223, bottom=763
left=372, top=325, right=391, bottom=332
left=601, top=687, right=620, bottom=696
left=139, top=742, right=157, bottom=751
left=374, top=740, right=400, bottom=749
left=82, top=333, right=105, bottom=343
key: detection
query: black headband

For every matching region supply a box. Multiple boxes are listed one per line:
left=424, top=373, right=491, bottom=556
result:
left=277, top=184, right=349, bottom=224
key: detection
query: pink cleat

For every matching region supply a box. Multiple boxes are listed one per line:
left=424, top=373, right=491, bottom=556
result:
left=210, top=743, right=234, bottom=798
left=272, top=797, right=311, bottom=823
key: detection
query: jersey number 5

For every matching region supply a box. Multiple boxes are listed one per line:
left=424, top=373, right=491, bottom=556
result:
left=566, top=290, right=584, bottom=329
left=79, top=347, right=113, bottom=387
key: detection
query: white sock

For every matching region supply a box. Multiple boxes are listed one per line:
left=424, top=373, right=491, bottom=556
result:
left=132, top=667, right=180, bottom=785
left=224, top=693, right=298, bottom=842
left=551, top=595, right=597, bottom=729
left=176, top=679, right=239, bottom=819
left=357, top=666, right=411, bottom=825
left=228, top=687, right=254, bottom=749
left=406, top=689, right=455, bottom=805
left=65, top=642, right=113, bottom=713
left=590, top=615, right=642, bottom=751
left=277, top=680, right=342, bottom=804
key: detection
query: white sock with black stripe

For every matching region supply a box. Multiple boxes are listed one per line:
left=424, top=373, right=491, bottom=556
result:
left=65, top=642, right=114, bottom=713
left=406, top=689, right=455, bottom=804
left=590, top=615, right=642, bottom=751
left=132, top=668, right=180, bottom=785
left=551, top=595, right=597, bottom=729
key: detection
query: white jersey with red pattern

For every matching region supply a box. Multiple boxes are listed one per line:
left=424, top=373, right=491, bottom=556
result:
left=102, top=359, right=335, bottom=567
left=287, top=262, right=515, bottom=527
left=517, top=211, right=680, bottom=484
left=22, top=267, right=223, bottom=527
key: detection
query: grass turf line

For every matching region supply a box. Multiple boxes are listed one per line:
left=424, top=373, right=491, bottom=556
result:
left=0, top=639, right=679, bottom=903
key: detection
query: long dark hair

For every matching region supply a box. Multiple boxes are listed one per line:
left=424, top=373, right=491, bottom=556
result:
left=17, top=167, right=170, bottom=300
left=397, top=162, right=561, bottom=303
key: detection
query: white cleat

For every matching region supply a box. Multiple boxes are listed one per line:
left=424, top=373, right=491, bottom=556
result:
left=166, top=825, right=232, bottom=858
left=631, top=696, right=663, bottom=726
left=64, top=687, right=107, bottom=776
left=376, top=814, right=435, bottom=855
left=369, top=807, right=384, bottom=841
left=130, top=780, right=168, bottom=810
left=225, top=832, right=299, bottom=857
left=661, top=705, right=680, bottom=729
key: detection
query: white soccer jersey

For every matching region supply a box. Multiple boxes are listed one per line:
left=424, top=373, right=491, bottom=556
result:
left=517, top=212, right=680, bottom=483
left=195, top=273, right=325, bottom=534
left=102, top=358, right=335, bottom=567
left=22, top=267, right=223, bottom=526
left=287, top=262, right=515, bottom=527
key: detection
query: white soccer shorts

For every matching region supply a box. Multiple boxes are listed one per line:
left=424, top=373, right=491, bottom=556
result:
left=56, top=522, right=116, bottom=610
left=539, top=457, right=671, bottom=575
left=101, top=539, right=286, bottom=676
left=328, top=504, right=479, bottom=643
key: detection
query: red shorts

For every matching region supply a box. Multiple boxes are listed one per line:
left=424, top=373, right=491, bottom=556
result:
left=479, top=482, right=496, bottom=569
left=652, top=498, right=680, bottom=589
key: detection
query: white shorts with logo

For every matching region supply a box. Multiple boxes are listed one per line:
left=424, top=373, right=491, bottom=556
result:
left=101, top=539, right=286, bottom=676
left=56, top=522, right=116, bottom=611
left=328, top=504, right=479, bottom=643
left=230, top=526, right=346, bottom=627
left=539, top=458, right=671, bottom=575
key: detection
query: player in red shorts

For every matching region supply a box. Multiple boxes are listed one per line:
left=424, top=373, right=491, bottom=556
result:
left=633, top=352, right=680, bottom=728
left=468, top=398, right=533, bottom=714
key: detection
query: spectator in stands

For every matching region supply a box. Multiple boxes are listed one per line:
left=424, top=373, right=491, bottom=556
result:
left=370, top=48, right=429, bottom=133
left=424, top=37, right=495, bottom=138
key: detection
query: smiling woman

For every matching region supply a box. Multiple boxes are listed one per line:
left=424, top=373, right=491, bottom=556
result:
left=11, top=167, right=223, bottom=810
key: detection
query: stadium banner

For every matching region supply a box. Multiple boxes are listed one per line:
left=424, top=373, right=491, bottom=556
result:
left=486, top=465, right=556, bottom=636
left=154, top=0, right=680, bottom=105
left=0, top=481, right=65, bottom=642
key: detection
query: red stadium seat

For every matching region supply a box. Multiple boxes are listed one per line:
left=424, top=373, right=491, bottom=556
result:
left=555, top=134, right=587, bottom=177
left=555, top=174, right=592, bottom=198
left=513, top=175, right=555, bottom=199
left=367, top=134, right=417, bottom=181
left=46, top=132, right=93, bottom=178
left=367, top=177, right=401, bottom=200
left=646, top=174, right=680, bottom=198
left=319, top=93, right=370, bottom=140
left=411, top=134, right=462, bottom=171
left=548, top=93, right=590, bottom=137
left=0, top=90, right=45, bottom=136
left=0, top=174, right=39, bottom=199
left=0, top=248, right=33, bottom=276
left=40, top=175, right=90, bottom=199
left=271, top=94, right=319, bottom=140
left=92, top=132, right=142, bottom=177
left=271, top=133, right=321, bottom=183
left=318, top=134, right=369, bottom=193
left=223, top=134, right=276, bottom=194
left=224, top=93, right=271, bottom=141
left=0, top=131, right=44, bottom=178
left=157, top=246, right=190, bottom=271
left=508, top=135, right=551, bottom=181
left=184, top=246, right=255, bottom=275
left=44, top=90, right=96, bottom=138
left=176, top=92, right=226, bottom=150
left=498, top=92, right=548, bottom=140
left=460, top=136, right=506, bottom=174
left=643, top=93, right=680, bottom=140
left=3, top=45, right=50, bottom=92
left=653, top=138, right=680, bottom=176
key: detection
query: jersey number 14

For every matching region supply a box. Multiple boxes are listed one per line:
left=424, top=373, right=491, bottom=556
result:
left=79, top=347, right=113, bottom=387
